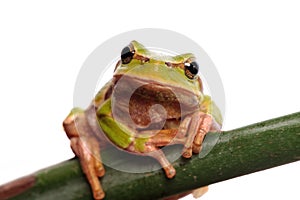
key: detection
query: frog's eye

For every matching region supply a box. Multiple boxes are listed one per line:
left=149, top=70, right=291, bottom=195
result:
left=121, top=46, right=135, bottom=64
left=184, top=61, right=199, bottom=79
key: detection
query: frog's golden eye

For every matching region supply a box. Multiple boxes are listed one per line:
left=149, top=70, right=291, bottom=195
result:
left=184, top=61, right=199, bottom=79
left=121, top=46, right=135, bottom=64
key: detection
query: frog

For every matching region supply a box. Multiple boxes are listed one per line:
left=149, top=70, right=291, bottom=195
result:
left=63, top=40, right=222, bottom=200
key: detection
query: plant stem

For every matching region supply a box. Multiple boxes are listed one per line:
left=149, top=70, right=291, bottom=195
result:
left=1, top=112, right=300, bottom=200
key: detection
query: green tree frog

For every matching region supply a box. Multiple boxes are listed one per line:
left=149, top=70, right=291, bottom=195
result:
left=63, top=41, right=222, bottom=199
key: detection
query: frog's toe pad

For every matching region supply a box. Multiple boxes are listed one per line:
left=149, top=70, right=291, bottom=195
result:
left=93, top=189, right=105, bottom=200
left=192, top=144, right=202, bottom=154
left=182, top=147, right=193, bottom=158
left=95, top=166, right=105, bottom=177
left=164, top=165, right=176, bottom=179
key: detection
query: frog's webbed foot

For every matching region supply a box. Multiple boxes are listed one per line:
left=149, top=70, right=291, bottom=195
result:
left=63, top=109, right=105, bottom=200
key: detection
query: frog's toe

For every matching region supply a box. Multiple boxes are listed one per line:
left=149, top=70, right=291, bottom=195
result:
left=192, top=144, right=202, bottom=154
left=182, top=147, right=193, bottom=158
left=164, top=165, right=176, bottom=179
left=93, top=189, right=105, bottom=200
left=95, top=164, right=105, bottom=177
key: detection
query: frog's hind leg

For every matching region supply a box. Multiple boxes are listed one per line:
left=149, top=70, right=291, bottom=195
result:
left=63, top=109, right=105, bottom=200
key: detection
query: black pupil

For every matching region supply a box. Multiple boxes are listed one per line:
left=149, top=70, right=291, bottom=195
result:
left=185, top=61, right=199, bottom=76
left=121, top=46, right=134, bottom=64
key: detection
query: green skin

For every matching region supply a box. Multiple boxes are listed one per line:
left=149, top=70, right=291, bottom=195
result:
left=64, top=40, right=222, bottom=200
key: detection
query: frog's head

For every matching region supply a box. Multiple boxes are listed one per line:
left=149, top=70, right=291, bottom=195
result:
left=113, top=40, right=204, bottom=101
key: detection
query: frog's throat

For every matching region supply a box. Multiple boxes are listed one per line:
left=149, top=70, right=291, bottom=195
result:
left=113, top=74, right=202, bottom=100
left=112, top=74, right=203, bottom=109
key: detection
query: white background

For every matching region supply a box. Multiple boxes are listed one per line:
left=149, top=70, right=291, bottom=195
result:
left=0, top=1, right=299, bottom=200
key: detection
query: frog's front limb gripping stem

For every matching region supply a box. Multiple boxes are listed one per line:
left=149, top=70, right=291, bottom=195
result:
left=182, top=112, right=219, bottom=158
left=148, top=149, right=176, bottom=179
left=63, top=110, right=105, bottom=200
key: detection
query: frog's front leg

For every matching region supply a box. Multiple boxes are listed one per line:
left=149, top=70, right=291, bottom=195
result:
left=139, top=119, right=196, bottom=178
left=63, top=108, right=105, bottom=200
left=147, top=148, right=176, bottom=178
left=144, top=129, right=186, bottom=178
left=181, top=111, right=214, bottom=158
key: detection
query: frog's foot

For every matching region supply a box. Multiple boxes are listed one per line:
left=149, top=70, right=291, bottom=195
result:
left=70, top=137, right=105, bottom=199
left=63, top=110, right=105, bottom=200
left=162, top=186, right=208, bottom=200
left=192, top=186, right=209, bottom=198
left=193, top=115, right=222, bottom=154
left=182, top=112, right=212, bottom=158
left=162, top=190, right=193, bottom=200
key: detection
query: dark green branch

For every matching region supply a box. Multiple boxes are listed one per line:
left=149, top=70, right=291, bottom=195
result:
left=1, top=112, right=300, bottom=200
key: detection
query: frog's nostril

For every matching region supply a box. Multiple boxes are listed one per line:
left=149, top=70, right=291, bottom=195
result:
left=165, top=62, right=172, bottom=67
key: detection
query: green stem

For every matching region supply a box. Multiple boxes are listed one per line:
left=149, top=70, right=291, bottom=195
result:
left=1, top=112, right=300, bottom=200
